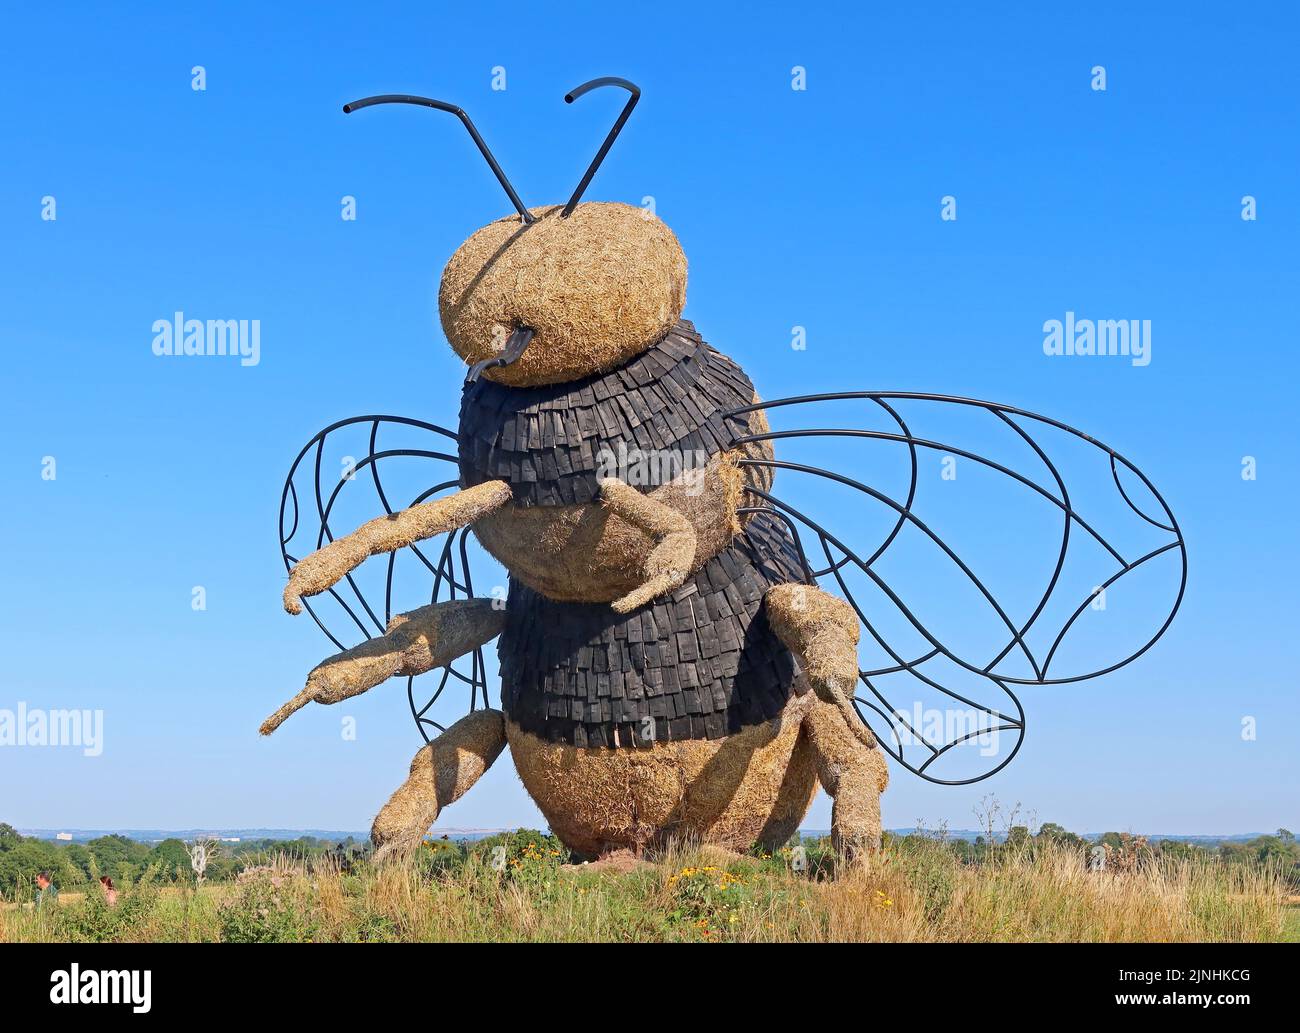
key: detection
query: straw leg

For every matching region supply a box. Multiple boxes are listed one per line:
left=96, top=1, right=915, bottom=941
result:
left=372, top=709, right=507, bottom=861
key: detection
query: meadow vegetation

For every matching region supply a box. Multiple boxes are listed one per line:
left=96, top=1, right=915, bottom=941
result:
left=3, top=825, right=1295, bottom=943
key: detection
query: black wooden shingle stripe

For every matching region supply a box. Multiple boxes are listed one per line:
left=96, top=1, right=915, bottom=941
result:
left=499, top=512, right=808, bottom=748
left=458, top=321, right=756, bottom=506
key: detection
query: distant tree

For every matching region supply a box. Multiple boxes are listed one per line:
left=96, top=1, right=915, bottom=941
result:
left=204, top=855, right=240, bottom=882
left=148, top=839, right=191, bottom=881
left=63, top=843, right=94, bottom=881
left=86, top=834, right=150, bottom=879
left=184, top=838, right=219, bottom=885
left=1159, top=840, right=1208, bottom=862
left=0, top=838, right=74, bottom=897
left=1247, top=835, right=1293, bottom=864
left=1037, top=823, right=1085, bottom=850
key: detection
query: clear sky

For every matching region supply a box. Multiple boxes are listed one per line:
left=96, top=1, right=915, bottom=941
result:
left=1, top=1, right=1296, bottom=836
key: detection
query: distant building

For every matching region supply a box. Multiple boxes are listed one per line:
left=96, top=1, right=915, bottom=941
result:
left=221, top=837, right=241, bottom=843
left=55, top=833, right=72, bottom=841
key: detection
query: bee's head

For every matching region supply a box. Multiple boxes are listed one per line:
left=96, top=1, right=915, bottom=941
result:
left=346, top=79, right=685, bottom=388
left=440, top=202, right=685, bottom=387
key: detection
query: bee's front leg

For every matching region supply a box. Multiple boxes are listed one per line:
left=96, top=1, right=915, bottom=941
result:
left=259, top=598, right=506, bottom=734
left=371, top=708, right=507, bottom=861
left=597, top=477, right=698, bottom=613
left=282, top=479, right=512, bottom=614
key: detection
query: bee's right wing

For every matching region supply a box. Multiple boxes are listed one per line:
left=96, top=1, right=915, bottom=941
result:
left=279, top=415, right=503, bottom=740
left=726, top=392, right=1187, bottom=785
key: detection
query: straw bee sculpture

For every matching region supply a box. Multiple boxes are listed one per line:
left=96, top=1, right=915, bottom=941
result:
left=265, top=79, right=1186, bottom=861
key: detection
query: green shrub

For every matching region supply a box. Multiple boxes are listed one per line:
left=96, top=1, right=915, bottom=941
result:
left=469, top=829, right=569, bottom=887
left=218, top=873, right=318, bottom=943
left=52, top=865, right=162, bottom=942
left=414, top=838, right=467, bottom=879
left=894, top=838, right=955, bottom=922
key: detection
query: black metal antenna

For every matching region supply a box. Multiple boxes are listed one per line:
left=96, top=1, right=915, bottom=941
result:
left=343, top=94, right=534, bottom=223
left=560, top=77, right=640, bottom=217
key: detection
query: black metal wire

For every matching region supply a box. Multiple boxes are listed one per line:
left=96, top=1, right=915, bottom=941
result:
left=560, top=77, right=640, bottom=217
left=728, top=392, right=1187, bottom=682
left=342, top=94, right=534, bottom=223
left=742, top=492, right=1022, bottom=783
left=725, top=391, right=1186, bottom=785
left=278, top=415, right=493, bottom=745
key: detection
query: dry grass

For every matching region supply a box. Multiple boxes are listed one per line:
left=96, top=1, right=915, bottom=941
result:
left=1, top=835, right=1290, bottom=943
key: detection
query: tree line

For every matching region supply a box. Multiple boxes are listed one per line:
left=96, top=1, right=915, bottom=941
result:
left=3, top=820, right=1295, bottom=897
left=0, top=823, right=364, bottom=897
left=936, top=823, right=1298, bottom=883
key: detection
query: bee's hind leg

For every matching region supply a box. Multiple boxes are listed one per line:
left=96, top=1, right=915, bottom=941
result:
left=802, top=701, right=888, bottom=862
left=766, top=583, right=887, bottom=861
left=371, top=708, right=507, bottom=861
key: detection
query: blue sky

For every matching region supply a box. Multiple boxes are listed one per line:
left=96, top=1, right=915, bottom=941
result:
left=0, top=1, right=1296, bottom=836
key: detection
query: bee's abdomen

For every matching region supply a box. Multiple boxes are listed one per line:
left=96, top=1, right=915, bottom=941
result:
left=458, top=320, right=756, bottom=506
left=498, top=512, right=808, bottom=749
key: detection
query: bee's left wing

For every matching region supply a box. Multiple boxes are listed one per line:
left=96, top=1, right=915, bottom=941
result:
left=724, top=392, right=1186, bottom=785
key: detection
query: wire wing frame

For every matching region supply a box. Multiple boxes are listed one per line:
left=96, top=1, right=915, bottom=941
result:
left=726, top=391, right=1187, bottom=785
left=278, top=415, right=495, bottom=741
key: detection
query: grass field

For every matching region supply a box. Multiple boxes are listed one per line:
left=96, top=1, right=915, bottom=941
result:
left=1284, top=905, right=1300, bottom=942
left=3, top=832, right=1294, bottom=943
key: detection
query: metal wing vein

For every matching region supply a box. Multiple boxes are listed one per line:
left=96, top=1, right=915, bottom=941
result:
left=278, top=414, right=495, bottom=741
left=725, top=392, right=1187, bottom=785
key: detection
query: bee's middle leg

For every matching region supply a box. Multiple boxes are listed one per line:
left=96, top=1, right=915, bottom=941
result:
left=259, top=598, right=505, bottom=734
